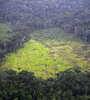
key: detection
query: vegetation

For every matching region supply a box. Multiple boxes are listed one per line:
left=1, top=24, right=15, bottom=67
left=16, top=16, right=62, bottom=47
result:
left=0, top=0, right=90, bottom=42
left=0, top=0, right=90, bottom=99
left=0, top=23, right=12, bottom=41
left=0, top=69, right=90, bottom=100
left=1, top=28, right=90, bottom=78
left=0, top=0, right=90, bottom=61
left=0, top=22, right=30, bottom=62
left=0, top=23, right=13, bottom=62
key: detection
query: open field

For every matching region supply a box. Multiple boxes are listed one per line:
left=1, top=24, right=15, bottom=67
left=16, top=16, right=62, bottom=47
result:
left=1, top=28, right=90, bottom=78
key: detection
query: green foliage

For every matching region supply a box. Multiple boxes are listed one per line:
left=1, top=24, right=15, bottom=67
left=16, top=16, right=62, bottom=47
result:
left=14, top=97, right=19, bottom=100
left=27, top=95, right=33, bottom=100
left=0, top=69, right=90, bottom=100
left=1, top=28, right=90, bottom=78
left=0, top=23, right=12, bottom=41
left=0, top=0, right=90, bottom=42
left=0, top=0, right=89, bottom=99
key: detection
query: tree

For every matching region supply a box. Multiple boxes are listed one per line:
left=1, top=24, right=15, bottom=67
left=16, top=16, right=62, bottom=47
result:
left=14, top=97, right=19, bottom=100
left=27, top=95, right=33, bottom=100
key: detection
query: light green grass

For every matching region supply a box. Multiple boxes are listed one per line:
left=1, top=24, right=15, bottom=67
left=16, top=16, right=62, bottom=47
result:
left=1, top=28, right=90, bottom=78
left=31, top=28, right=90, bottom=70
left=1, top=39, right=71, bottom=78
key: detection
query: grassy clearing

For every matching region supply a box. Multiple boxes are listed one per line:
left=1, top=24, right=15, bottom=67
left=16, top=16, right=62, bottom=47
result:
left=1, top=40, right=71, bottom=78
left=31, top=28, right=90, bottom=70
left=1, top=28, right=90, bottom=78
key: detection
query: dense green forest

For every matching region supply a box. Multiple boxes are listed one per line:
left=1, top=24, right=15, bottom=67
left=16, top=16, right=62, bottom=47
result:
left=0, top=0, right=90, bottom=100
left=0, top=69, right=90, bottom=100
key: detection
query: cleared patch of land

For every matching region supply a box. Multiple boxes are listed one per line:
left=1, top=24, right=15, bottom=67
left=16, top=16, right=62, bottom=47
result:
left=1, top=28, right=90, bottom=78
